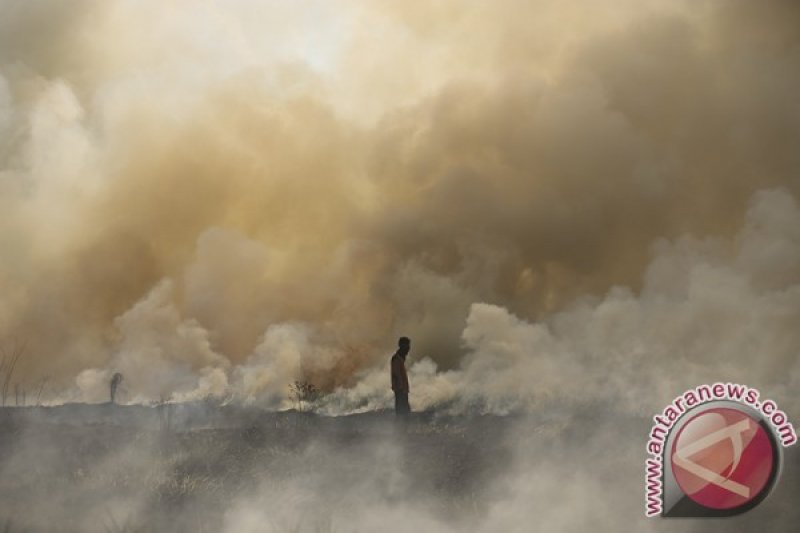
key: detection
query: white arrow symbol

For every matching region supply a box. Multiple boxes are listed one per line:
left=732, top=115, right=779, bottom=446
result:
left=672, top=418, right=752, bottom=498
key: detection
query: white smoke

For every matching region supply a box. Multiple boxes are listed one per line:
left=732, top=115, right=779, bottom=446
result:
left=2, top=0, right=799, bottom=399
left=319, top=188, right=800, bottom=416
left=75, top=279, right=229, bottom=403
left=70, top=188, right=799, bottom=418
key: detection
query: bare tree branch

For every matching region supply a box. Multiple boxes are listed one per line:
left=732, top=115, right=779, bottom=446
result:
left=1, top=339, right=26, bottom=407
left=35, top=377, right=49, bottom=406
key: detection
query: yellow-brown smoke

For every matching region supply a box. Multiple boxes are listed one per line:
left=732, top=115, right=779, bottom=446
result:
left=0, top=0, right=799, bottom=405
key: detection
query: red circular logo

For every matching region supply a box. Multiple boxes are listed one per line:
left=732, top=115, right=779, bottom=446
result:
left=670, top=407, right=776, bottom=510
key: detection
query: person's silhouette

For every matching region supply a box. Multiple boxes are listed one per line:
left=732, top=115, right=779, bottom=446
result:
left=391, top=337, right=411, bottom=416
left=110, top=372, right=123, bottom=404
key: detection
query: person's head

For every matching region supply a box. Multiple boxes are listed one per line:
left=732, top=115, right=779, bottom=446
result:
left=397, top=336, right=411, bottom=357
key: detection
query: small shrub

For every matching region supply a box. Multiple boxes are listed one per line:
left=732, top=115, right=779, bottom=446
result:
left=288, top=381, right=319, bottom=412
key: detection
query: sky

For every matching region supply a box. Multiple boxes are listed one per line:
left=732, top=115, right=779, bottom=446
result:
left=0, top=0, right=799, bottom=413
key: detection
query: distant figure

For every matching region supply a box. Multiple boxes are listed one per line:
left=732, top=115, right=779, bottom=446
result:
left=110, top=372, right=123, bottom=404
left=391, top=337, right=411, bottom=416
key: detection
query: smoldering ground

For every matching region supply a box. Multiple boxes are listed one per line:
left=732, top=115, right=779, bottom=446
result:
left=0, top=405, right=798, bottom=532
left=1, top=0, right=799, bottom=404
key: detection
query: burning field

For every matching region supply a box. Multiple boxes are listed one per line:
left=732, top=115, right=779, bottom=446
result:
left=1, top=0, right=800, bottom=531
left=0, top=403, right=798, bottom=532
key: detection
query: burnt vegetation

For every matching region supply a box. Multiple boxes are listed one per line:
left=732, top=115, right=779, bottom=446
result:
left=0, top=404, right=516, bottom=532
left=0, top=340, right=27, bottom=407
left=288, top=380, right=320, bottom=412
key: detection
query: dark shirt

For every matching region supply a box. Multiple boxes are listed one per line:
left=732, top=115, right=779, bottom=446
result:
left=391, top=354, right=409, bottom=393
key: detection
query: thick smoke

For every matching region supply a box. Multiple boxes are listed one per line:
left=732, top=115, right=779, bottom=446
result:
left=0, top=0, right=798, bottom=413
left=318, top=188, right=800, bottom=417
left=1, top=4, right=800, bottom=532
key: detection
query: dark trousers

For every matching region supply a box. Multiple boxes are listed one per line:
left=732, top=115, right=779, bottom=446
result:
left=394, top=391, right=410, bottom=416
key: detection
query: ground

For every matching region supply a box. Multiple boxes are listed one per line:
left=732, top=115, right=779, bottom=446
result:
left=0, top=403, right=797, bottom=532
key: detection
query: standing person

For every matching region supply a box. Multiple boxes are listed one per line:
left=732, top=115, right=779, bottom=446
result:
left=110, top=372, right=123, bottom=404
left=391, top=337, right=411, bottom=416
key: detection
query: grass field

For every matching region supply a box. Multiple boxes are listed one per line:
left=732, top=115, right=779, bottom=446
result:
left=0, top=403, right=796, bottom=532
